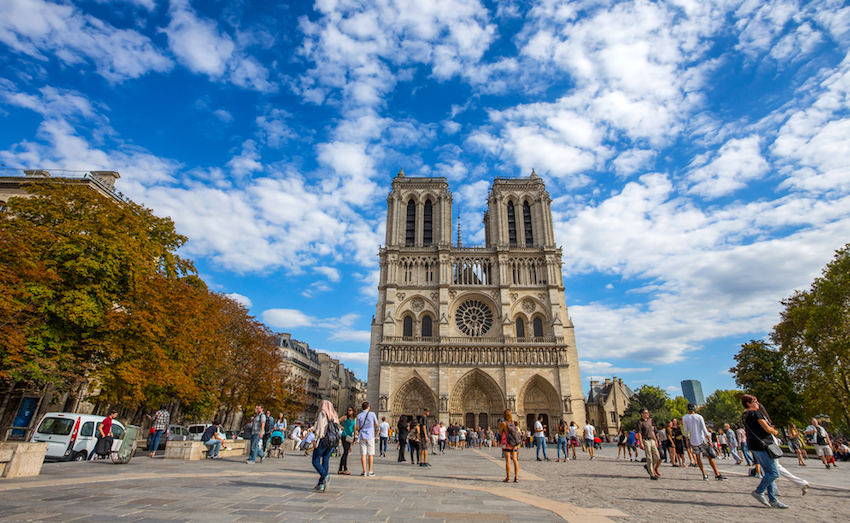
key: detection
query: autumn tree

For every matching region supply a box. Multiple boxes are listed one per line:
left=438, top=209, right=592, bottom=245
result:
left=667, top=396, right=689, bottom=419
left=620, top=385, right=672, bottom=430
left=772, top=243, right=850, bottom=433
left=699, top=390, right=743, bottom=428
left=730, top=340, right=801, bottom=429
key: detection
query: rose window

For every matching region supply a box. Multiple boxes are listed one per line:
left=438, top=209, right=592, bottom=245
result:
left=455, top=299, right=493, bottom=337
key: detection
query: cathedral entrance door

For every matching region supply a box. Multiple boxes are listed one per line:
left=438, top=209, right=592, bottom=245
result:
left=449, top=369, right=506, bottom=430
left=478, top=413, right=489, bottom=430
left=526, top=414, right=535, bottom=434
left=465, top=412, right=475, bottom=428
left=519, top=375, right=561, bottom=439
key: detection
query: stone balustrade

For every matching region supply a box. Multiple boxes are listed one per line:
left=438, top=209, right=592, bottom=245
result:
left=0, top=442, right=48, bottom=478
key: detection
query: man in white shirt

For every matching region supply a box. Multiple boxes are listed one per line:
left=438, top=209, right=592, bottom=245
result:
left=378, top=417, right=390, bottom=457
left=682, top=404, right=726, bottom=480
left=805, top=418, right=834, bottom=468
left=534, top=415, right=550, bottom=461
left=290, top=424, right=302, bottom=449
left=583, top=421, right=596, bottom=460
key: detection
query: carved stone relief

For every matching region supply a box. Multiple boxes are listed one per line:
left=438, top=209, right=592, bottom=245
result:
left=522, top=300, right=536, bottom=313
left=411, top=297, right=424, bottom=311
left=397, top=292, right=406, bottom=300
left=430, top=292, right=439, bottom=301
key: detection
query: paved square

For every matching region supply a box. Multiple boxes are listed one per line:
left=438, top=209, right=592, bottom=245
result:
left=0, top=445, right=846, bottom=522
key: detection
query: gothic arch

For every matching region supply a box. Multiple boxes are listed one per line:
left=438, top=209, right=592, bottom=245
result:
left=391, top=374, right=438, bottom=426
left=509, top=297, right=548, bottom=321
left=517, top=374, right=562, bottom=434
left=449, top=369, right=506, bottom=429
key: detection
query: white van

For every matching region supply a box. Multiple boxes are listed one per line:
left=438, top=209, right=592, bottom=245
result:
left=30, top=412, right=125, bottom=461
left=187, top=424, right=212, bottom=441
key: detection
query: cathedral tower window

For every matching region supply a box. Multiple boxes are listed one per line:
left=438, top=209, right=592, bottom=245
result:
left=515, top=317, right=525, bottom=338
left=507, top=201, right=517, bottom=247
left=533, top=317, right=544, bottom=338
left=422, top=315, right=433, bottom=337
left=423, top=199, right=433, bottom=246
left=403, top=315, right=414, bottom=337
left=523, top=201, right=533, bottom=246
left=406, top=199, right=416, bottom=246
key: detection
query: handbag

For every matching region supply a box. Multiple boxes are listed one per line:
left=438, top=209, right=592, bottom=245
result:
left=764, top=439, right=783, bottom=459
left=344, top=435, right=354, bottom=443
left=705, top=444, right=718, bottom=459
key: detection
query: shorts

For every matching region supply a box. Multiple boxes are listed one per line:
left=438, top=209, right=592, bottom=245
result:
left=585, top=438, right=593, bottom=447
left=815, top=444, right=833, bottom=457
left=788, top=438, right=801, bottom=451
left=359, top=437, right=376, bottom=456
left=690, top=442, right=713, bottom=457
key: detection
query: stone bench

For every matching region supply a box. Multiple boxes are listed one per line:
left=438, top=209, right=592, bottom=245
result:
left=164, top=439, right=249, bottom=460
left=0, top=442, right=48, bottom=478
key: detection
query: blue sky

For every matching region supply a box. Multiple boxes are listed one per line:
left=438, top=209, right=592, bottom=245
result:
left=2, top=0, right=850, bottom=401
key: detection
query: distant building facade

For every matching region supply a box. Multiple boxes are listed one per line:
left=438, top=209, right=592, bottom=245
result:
left=681, top=380, right=705, bottom=406
left=1, top=169, right=122, bottom=206
left=585, top=377, right=635, bottom=437
left=275, top=333, right=321, bottom=421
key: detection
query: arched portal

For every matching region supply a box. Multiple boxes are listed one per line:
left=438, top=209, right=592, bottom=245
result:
left=449, top=369, right=505, bottom=430
left=391, top=375, right=438, bottom=427
left=518, top=375, right=561, bottom=437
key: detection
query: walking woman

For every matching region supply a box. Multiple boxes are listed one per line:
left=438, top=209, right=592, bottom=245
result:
left=397, top=415, right=409, bottom=462
left=556, top=420, right=569, bottom=462
left=616, top=427, right=627, bottom=459
left=408, top=417, right=421, bottom=465
left=311, top=400, right=340, bottom=493
left=788, top=424, right=807, bottom=466
left=742, top=394, right=787, bottom=508
left=337, top=406, right=356, bottom=475
left=499, top=409, right=520, bottom=482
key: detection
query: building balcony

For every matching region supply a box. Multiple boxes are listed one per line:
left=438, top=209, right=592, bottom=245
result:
left=381, top=335, right=564, bottom=345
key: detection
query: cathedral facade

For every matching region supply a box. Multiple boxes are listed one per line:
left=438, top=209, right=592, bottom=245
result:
left=366, top=170, right=585, bottom=434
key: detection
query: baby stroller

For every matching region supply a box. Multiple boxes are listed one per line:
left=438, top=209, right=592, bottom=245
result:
left=269, top=430, right=285, bottom=458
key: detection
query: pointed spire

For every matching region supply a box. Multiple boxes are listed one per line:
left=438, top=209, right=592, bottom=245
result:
left=457, top=216, right=462, bottom=247
left=530, top=168, right=538, bottom=179
left=397, top=167, right=405, bottom=178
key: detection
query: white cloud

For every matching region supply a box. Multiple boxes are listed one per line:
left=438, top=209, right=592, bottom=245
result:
left=0, top=0, right=172, bottom=83
left=321, top=350, right=370, bottom=366
left=213, top=109, right=233, bottom=123
left=687, top=136, right=769, bottom=198
left=314, top=266, right=341, bottom=282
left=164, top=0, right=275, bottom=92
left=225, top=292, right=252, bottom=308
left=226, top=140, right=263, bottom=179
left=579, top=360, right=652, bottom=376
left=263, top=308, right=314, bottom=328
left=262, top=309, right=369, bottom=343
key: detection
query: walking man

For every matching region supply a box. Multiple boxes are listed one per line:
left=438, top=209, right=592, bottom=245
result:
left=805, top=418, right=834, bottom=469
left=723, top=423, right=742, bottom=464
left=583, top=420, right=596, bottom=460
left=355, top=401, right=378, bottom=476
left=682, top=404, right=726, bottom=480
left=146, top=405, right=169, bottom=458
left=635, top=408, right=661, bottom=480
left=247, top=404, right=266, bottom=464
left=534, top=415, right=550, bottom=461
left=378, top=417, right=390, bottom=457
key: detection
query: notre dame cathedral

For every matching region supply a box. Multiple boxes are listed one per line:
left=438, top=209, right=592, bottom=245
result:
left=366, top=170, right=585, bottom=433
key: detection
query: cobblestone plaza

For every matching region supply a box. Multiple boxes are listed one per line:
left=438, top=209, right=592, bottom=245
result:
left=0, top=445, right=846, bottom=523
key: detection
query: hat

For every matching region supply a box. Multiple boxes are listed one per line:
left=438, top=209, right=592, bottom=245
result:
left=687, top=403, right=696, bottom=411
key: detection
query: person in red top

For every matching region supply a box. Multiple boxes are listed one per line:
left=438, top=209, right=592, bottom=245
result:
left=88, top=410, right=118, bottom=460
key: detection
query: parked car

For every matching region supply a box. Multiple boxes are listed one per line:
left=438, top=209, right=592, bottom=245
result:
left=223, top=430, right=243, bottom=440
left=144, top=424, right=189, bottom=451
left=30, top=412, right=125, bottom=462
left=187, top=424, right=212, bottom=441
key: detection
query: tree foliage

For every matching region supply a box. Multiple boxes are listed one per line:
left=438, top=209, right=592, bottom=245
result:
left=667, top=396, right=689, bottom=419
left=0, top=183, right=307, bottom=422
left=621, top=385, right=672, bottom=430
left=772, top=243, right=850, bottom=433
left=699, top=389, right=743, bottom=428
left=730, top=340, right=802, bottom=429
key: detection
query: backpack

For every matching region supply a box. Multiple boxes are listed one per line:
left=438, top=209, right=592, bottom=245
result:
left=816, top=426, right=827, bottom=446
left=321, top=419, right=340, bottom=449
left=506, top=423, right=522, bottom=447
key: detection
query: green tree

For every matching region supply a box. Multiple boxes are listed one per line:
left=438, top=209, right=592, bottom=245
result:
left=699, top=390, right=743, bottom=428
left=667, top=396, right=689, bottom=419
left=730, top=340, right=802, bottom=429
left=620, top=385, right=672, bottom=430
left=772, top=243, right=850, bottom=433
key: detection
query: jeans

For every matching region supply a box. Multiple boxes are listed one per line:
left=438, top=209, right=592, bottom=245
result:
left=741, top=442, right=753, bottom=465
left=535, top=436, right=548, bottom=459
left=149, top=429, right=164, bottom=454
left=379, top=436, right=388, bottom=455
left=249, top=433, right=264, bottom=462
left=311, top=442, right=334, bottom=486
left=557, top=437, right=568, bottom=459
left=752, top=450, right=780, bottom=501
left=204, top=438, right=221, bottom=458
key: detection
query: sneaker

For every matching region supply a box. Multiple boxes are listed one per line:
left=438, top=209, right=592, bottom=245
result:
left=703, top=474, right=709, bottom=480
left=360, top=472, right=367, bottom=476
left=367, top=471, right=375, bottom=476
left=246, top=461, right=255, bottom=464
left=751, top=490, right=770, bottom=507
left=715, top=475, right=726, bottom=481
left=755, top=473, right=763, bottom=479
left=769, top=501, right=789, bottom=509
left=324, top=475, right=331, bottom=488
left=590, top=457, right=595, bottom=461
left=650, top=475, right=658, bottom=480
left=802, top=484, right=809, bottom=496
left=536, top=458, right=542, bottom=461
left=318, top=484, right=325, bottom=492
left=544, top=458, right=551, bottom=462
